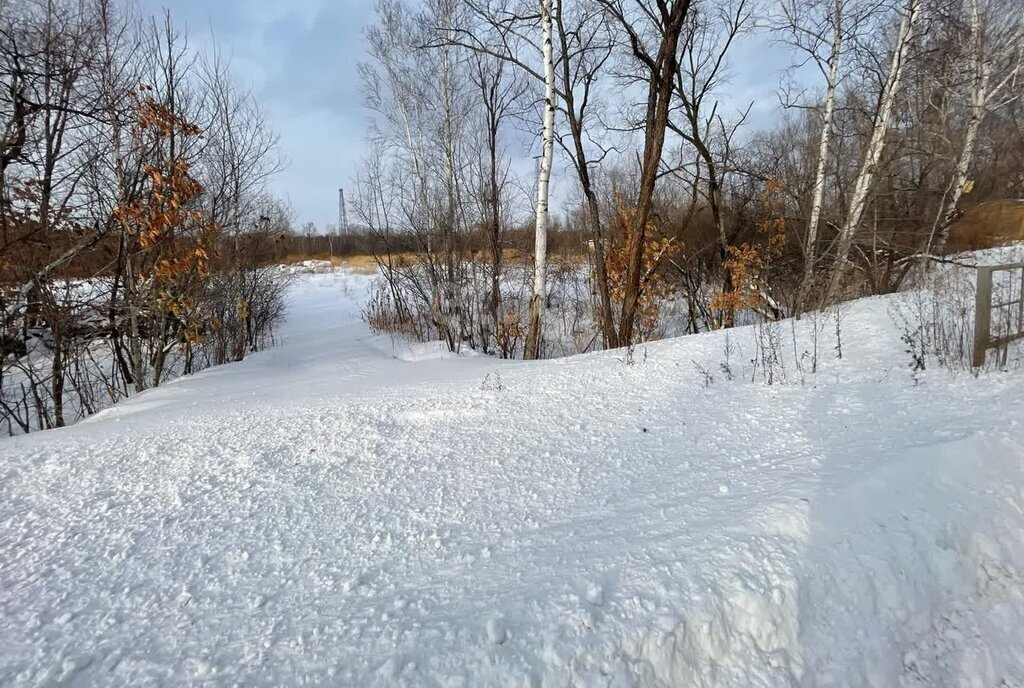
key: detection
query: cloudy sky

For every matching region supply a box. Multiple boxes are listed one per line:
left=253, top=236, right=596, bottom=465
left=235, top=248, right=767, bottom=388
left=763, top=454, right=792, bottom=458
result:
left=138, top=0, right=792, bottom=230
left=136, top=0, right=374, bottom=230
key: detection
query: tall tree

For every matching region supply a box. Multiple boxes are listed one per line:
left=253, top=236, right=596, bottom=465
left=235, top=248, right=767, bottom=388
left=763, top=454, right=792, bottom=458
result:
left=825, top=0, right=922, bottom=303
left=668, top=0, right=753, bottom=328
left=773, top=0, right=853, bottom=313
left=597, top=0, right=693, bottom=346
left=524, top=0, right=556, bottom=360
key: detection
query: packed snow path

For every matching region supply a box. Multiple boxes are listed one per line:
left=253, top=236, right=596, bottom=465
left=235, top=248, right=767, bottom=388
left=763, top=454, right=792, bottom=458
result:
left=2, top=271, right=1024, bottom=687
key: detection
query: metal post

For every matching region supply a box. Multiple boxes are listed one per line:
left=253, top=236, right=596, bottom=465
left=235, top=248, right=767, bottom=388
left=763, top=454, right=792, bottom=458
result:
left=973, top=266, right=993, bottom=367
left=1018, top=267, right=1024, bottom=344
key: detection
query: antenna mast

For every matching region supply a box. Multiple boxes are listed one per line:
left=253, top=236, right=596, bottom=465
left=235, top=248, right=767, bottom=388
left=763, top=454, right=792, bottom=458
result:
left=338, top=188, right=348, bottom=234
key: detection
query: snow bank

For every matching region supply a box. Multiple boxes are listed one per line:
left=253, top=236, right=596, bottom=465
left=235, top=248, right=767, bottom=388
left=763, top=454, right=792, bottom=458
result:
left=1, top=270, right=1023, bottom=687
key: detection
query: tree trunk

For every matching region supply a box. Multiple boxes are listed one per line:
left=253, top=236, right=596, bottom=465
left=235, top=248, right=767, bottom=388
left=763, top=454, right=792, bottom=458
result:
left=825, top=0, right=921, bottom=304
left=151, top=311, right=170, bottom=388
left=234, top=232, right=247, bottom=361
left=125, top=254, right=145, bottom=394
left=932, top=0, right=990, bottom=254
left=585, top=189, right=616, bottom=346
left=553, top=3, right=615, bottom=348
left=796, top=1, right=843, bottom=314
left=109, top=232, right=134, bottom=391
left=525, top=0, right=556, bottom=361
left=707, top=171, right=735, bottom=329
left=488, top=131, right=502, bottom=355
left=50, top=316, right=65, bottom=428
left=564, top=90, right=614, bottom=348
left=615, top=0, right=691, bottom=347
left=440, top=37, right=462, bottom=353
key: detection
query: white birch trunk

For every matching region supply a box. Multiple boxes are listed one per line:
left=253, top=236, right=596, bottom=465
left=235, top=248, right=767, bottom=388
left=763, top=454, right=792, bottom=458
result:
left=933, top=0, right=991, bottom=252
left=797, top=0, right=843, bottom=313
left=525, top=0, right=556, bottom=360
left=825, top=0, right=921, bottom=302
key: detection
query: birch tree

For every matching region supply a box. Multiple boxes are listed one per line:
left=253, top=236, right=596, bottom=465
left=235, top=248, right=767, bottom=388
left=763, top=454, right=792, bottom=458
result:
left=825, top=0, right=922, bottom=303
left=360, top=0, right=477, bottom=352
left=440, top=0, right=620, bottom=349
left=773, top=0, right=852, bottom=313
left=524, top=0, right=555, bottom=360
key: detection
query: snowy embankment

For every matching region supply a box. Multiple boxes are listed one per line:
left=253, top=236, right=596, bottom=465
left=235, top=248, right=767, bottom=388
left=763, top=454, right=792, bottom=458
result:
left=2, top=269, right=1023, bottom=687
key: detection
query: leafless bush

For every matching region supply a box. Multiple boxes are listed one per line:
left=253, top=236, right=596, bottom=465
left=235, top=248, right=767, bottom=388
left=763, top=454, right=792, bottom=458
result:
left=361, top=276, right=429, bottom=340
left=495, top=309, right=525, bottom=360
left=720, top=331, right=736, bottom=381
left=751, top=319, right=787, bottom=385
left=0, top=266, right=291, bottom=435
left=693, top=360, right=715, bottom=387
left=200, top=268, right=292, bottom=369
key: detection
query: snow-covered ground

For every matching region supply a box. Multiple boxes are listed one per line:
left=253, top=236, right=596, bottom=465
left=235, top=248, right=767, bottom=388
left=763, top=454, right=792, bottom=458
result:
left=2, top=269, right=1023, bottom=687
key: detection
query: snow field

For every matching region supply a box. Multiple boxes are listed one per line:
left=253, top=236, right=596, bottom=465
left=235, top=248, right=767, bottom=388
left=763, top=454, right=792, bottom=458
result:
left=1, top=269, right=1023, bottom=686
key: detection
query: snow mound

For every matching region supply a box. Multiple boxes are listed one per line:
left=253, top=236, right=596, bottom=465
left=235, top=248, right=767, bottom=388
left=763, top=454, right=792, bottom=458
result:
left=281, top=259, right=335, bottom=274
left=1, top=270, right=1023, bottom=687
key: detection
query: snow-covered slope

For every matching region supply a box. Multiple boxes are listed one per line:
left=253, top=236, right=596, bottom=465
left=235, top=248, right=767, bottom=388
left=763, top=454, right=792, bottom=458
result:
left=2, top=271, right=1023, bottom=687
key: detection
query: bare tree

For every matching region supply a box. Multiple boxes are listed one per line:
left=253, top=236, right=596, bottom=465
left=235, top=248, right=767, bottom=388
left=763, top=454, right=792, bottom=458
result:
left=773, top=0, right=855, bottom=313
left=597, top=0, right=693, bottom=346
left=825, top=0, right=922, bottom=303
left=469, top=50, right=526, bottom=353
left=930, top=0, right=1023, bottom=252
left=668, top=0, right=753, bottom=328
left=553, top=0, right=618, bottom=347
left=0, top=0, right=288, bottom=434
left=359, top=0, right=480, bottom=353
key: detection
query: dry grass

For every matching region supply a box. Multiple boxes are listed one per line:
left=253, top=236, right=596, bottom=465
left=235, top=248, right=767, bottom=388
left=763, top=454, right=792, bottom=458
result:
left=279, top=248, right=589, bottom=275
left=947, top=200, right=1024, bottom=253
left=280, top=253, right=345, bottom=266
left=280, top=253, right=379, bottom=274
left=334, top=254, right=382, bottom=274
